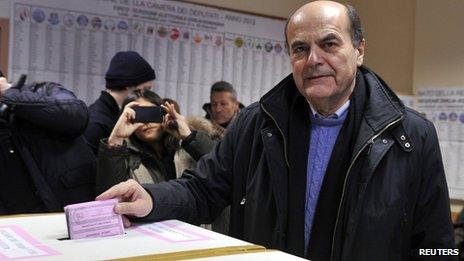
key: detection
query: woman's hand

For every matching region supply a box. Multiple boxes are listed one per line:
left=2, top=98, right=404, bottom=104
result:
left=0, top=77, right=11, bottom=98
left=108, top=102, right=144, bottom=147
left=161, top=102, right=191, bottom=140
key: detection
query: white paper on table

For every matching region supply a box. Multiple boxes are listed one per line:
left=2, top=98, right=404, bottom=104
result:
left=134, top=220, right=211, bottom=243
left=0, top=225, right=60, bottom=259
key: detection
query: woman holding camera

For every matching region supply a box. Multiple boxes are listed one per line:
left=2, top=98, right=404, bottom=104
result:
left=96, top=90, right=219, bottom=194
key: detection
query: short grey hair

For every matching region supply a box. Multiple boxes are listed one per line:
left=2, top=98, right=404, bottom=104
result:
left=210, top=81, right=237, bottom=100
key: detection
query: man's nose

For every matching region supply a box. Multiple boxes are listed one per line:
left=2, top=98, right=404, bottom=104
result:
left=306, top=47, right=324, bottom=67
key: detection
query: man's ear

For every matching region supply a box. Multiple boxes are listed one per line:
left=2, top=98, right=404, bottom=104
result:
left=356, top=39, right=365, bottom=66
left=233, top=100, right=240, bottom=111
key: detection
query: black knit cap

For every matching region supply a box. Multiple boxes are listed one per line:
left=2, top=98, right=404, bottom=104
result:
left=105, top=51, right=156, bottom=90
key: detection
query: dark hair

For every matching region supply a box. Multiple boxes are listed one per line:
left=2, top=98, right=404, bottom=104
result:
left=121, top=89, right=178, bottom=157
left=122, top=89, right=163, bottom=108
left=0, top=70, right=4, bottom=78
left=284, top=3, right=364, bottom=50
left=345, top=4, right=364, bottom=47
left=210, top=81, right=236, bottom=100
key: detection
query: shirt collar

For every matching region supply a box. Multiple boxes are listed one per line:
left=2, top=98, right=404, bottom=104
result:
left=309, top=100, right=350, bottom=119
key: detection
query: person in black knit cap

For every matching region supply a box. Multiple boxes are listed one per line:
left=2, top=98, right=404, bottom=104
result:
left=84, top=51, right=156, bottom=154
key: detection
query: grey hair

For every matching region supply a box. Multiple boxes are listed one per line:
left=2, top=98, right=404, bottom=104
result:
left=210, top=81, right=237, bottom=100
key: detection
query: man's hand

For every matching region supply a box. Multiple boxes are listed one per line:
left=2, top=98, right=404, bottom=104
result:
left=0, top=77, right=11, bottom=97
left=96, top=179, right=153, bottom=227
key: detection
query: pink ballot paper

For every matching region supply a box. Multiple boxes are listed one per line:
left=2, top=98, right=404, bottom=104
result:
left=64, top=199, right=124, bottom=240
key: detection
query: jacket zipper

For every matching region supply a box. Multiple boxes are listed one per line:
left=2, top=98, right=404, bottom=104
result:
left=260, top=103, right=290, bottom=168
left=329, top=115, right=404, bottom=260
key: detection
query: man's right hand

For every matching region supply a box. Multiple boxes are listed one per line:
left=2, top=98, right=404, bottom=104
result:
left=96, top=179, right=154, bottom=227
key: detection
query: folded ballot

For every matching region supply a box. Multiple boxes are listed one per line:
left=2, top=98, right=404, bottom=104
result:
left=64, top=199, right=124, bottom=240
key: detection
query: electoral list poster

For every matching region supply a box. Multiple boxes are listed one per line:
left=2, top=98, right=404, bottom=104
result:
left=9, top=0, right=291, bottom=116
left=416, top=87, right=464, bottom=200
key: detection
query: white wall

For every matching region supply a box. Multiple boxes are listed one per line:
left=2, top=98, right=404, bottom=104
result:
left=349, top=0, right=416, bottom=95
left=412, top=0, right=464, bottom=91
left=0, top=0, right=10, bottom=18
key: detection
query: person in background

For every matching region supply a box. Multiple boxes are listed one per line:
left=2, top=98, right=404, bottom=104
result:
left=202, top=82, right=245, bottom=234
left=97, top=1, right=455, bottom=260
left=0, top=73, right=96, bottom=214
left=202, top=81, right=244, bottom=137
left=84, top=51, right=156, bottom=154
left=96, top=90, right=218, bottom=195
left=165, top=95, right=227, bottom=233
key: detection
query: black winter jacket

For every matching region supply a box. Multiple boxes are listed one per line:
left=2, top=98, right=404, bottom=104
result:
left=84, top=91, right=120, bottom=154
left=141, top=66, right=455, bottom=260
left=0, top=82, right=96, bottom=212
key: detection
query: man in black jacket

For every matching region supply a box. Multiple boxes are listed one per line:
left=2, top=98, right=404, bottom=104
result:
left=0, top=75, right=96, bottom=213
left=84, top=51, right=156, bottom=154
left=97, top=1, right=455, bottom=260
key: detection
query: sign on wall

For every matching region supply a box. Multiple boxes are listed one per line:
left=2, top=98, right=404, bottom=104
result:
left=416, top=87, right=464, bottom=200
left=9, top=0, right=291, bottom=116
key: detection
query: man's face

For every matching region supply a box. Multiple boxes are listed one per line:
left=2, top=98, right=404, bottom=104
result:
left=286, top=2, right=364, bottom=115
left=210, top=91, right=239, bottom=126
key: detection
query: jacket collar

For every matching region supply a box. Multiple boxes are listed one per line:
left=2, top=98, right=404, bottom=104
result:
left=352, top=66, right=405, bottom=156
left=358, top=66, right=404, bottom=133
left=260, top=66, right=405, bottom=148
left=99, top=91, right=120, bottom=116
left=259, top=74, right=298, bottom=140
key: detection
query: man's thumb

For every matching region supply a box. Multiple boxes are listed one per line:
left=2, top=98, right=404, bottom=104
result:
left=114, top=201, right=150, bottom=217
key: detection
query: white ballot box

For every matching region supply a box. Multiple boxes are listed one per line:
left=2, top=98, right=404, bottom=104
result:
left=0, top=213, right=303, bottom=260
left=191, top=251, right=307, bottom=260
